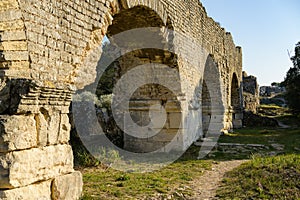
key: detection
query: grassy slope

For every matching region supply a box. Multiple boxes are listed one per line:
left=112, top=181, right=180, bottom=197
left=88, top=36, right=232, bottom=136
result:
left=80, top=159, right=212, bottom=199
left=216, top=154, right=300, bottom=199
left=216, top=105, right=300, bottom=199
left=219, top=128, right=300, bottom=153
left=80, top=105, right=300, bottom=199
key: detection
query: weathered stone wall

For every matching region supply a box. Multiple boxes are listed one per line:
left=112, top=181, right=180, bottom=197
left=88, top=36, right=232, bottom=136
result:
left=0, top=0, right=243, bottom=198
left=243, top=71, right=260, bottom=113
left=0, top=0, right=85, bottom=198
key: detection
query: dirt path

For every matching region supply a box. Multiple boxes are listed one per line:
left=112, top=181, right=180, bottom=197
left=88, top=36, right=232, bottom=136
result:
left=188, top=160, right=248, bottom=200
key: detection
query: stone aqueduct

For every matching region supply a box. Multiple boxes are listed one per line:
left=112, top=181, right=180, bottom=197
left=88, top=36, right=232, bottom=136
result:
left=0, top=0, right=243, bottom=199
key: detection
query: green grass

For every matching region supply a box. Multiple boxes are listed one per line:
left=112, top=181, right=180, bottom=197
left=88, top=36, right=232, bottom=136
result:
left=212, top=127, right=300, bottom=160
left=276, top=114, right=300, bottom=128
left=80, top=159, right=212, bottom=199
left=80, top=124, right=300, bottom=199
left=259, top=104, right=283, bottom=109
left=258, top=104, right=289, bottom=117
left=213, top=106, right=300, bottom=161
left=221, top=128, right=300, bottom=150
left=79, top=105, right=300, bottom=199
left=216, top=106, right=300, bottom=199
left=216, top=154, right=300, bottom=199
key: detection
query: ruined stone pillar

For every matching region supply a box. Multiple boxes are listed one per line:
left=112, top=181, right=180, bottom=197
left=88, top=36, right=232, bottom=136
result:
left=0, top=80, right=82, bottom=199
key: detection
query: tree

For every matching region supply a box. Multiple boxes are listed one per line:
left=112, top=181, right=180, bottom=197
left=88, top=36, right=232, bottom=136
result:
left=271, top=82, right=280, bottom=87
left=283, top=42, right=300, bottom=113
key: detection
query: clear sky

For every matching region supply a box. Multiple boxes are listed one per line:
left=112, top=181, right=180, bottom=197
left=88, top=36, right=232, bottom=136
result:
left=201, top=0, right=300, bottom=86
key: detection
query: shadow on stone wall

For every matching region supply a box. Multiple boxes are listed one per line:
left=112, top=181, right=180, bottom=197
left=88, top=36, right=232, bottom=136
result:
left=0, top=77, right=31, bottom=115
left=242, top=111, right=278, bottom=128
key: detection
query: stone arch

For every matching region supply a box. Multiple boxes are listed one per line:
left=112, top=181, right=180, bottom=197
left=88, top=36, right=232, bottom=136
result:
left=192, top=54, right=226, bottom=159
left=76, top=1, right=172, bottom=89
left=107, top=6, right=166, bottom=36
left=202, top=55, right=225, bottom=137
left=73, top=3, right=183, bottom=154
left=120, top=0, right=168, bottom=25
left=0, top=0, right=245, bottom=197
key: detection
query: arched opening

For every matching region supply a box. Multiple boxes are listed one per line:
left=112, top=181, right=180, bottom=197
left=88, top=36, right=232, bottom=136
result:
left=201, top=55, right=225, bottom=138
left=195, top=55, right=225, bottom=158
left=230, top=73, right=243, bottom=128
left=87, top=6, right=182, bottom=153
left=107, top=6, right=166, bottom=36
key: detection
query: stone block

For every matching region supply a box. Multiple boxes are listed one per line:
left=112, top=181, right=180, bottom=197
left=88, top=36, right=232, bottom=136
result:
left=148, top=129, right=178, bottom=142
left=3, top=69, right=31, bottom=79
left=0, top=20, right=24, bottom=31
left=36, top=109, right=70, bottom=147
left=0, top=30, right=27, bottom=41
left=0, top=41, right=27, bottom=51
left=0, top=0, right=19, bottom=11
left=124, top=138, right=165, bottom=153
left=169, top=113, right=182, bottom=129
left=58, top=114, right=71, bottom=144
left=47, top=111, right=61, bottom=145
left=0, top=51, right=29, bottom=61
left=0, top=144, right=74, bottom=189
left=52, top=171, right=83, bottom=200
left=0, top=180, right=52, bottom=200
left=0, top=115, right=37, bottom=152
left=0, top=9, right=22, bottom=22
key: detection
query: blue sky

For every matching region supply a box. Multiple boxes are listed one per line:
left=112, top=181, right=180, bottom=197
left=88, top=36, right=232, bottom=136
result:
left=201, top=0, right=300, bottom=86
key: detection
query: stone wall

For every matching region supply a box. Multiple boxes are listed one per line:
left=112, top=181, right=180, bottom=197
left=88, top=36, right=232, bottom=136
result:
left=0, top=0, right=243, bottom=198
left=243, top=71, right=260, bottom=113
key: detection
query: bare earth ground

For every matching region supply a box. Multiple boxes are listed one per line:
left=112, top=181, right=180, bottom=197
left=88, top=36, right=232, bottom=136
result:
left=188, top=160, right=248, bottom=200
